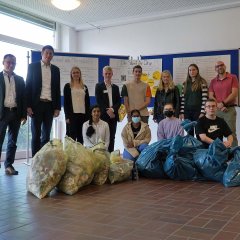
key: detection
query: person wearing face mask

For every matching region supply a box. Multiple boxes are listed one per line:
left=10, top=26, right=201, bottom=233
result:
left=121, top=109, right=151, bottom=161
left=153, top=70, right=180, bottom=123
left=157, top=103, right=184, bottom=141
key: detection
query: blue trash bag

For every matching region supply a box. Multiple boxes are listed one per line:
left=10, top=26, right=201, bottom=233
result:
left=180, top=120, right=203, bottom=155
left=164, top=135, right=201, bottom=180
left=181, top=119, right=196, bottom=134
left=223, top=146, right=240, bottom=187
left=194, top=138, right=229, bottom=182
left=136, top=138, right=172, bottom=178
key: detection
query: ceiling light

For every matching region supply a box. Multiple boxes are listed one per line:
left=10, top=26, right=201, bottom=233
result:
left=51, top=0, right=81, bottom=11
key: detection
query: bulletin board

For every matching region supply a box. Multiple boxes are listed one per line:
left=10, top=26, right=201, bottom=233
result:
left=141, top=49, right=239, bottom=106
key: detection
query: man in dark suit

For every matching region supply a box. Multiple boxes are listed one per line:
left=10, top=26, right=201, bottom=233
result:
left=95, top=66, right=121, bottom=152
left=26, top=45, right=61, bottom=157
left=0, top=54, right=26, bottom=175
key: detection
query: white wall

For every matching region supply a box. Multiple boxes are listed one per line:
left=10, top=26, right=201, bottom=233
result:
left=58, top=24, right=78, bottom=53
left=77, top=7, right=240, bottom=58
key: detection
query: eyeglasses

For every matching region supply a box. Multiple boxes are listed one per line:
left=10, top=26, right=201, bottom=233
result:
left=4, top=61, right=16, bottom=65
left=205, top=105, right=216, bottom=108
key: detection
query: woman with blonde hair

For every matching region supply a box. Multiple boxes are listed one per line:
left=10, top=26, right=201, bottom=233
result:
left=179, top=63, right=208, bottom=136
left=64, top=66, right=90, bottom=143
left=153, top=70, right=180, bottom=123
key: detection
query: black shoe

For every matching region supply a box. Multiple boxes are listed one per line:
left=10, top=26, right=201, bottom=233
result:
left=5, top=167, right=18, bottom=175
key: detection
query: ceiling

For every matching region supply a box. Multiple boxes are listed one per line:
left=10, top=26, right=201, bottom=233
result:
left=1, top=0, right=240, bottom=31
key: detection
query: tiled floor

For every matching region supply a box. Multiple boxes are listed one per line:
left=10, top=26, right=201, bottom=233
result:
left=1, top=162, right=240, bottom=240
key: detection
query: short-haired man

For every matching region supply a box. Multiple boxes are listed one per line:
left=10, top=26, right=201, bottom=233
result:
left=196, top=99, right=233, bottom=148
left=26, top=45, right=61, bottom=156
left=157, top=103, right=184, bottom=141
left=121, top=65, right=151, bottom=123
left=209, top=61, right=238, bottom=146
left=95, top=66, right=121, bottom=152
left=0, top=54, right=26, bottom=175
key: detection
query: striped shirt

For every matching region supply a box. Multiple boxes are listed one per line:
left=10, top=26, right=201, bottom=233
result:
left=180, top=81, right=208, bottom=114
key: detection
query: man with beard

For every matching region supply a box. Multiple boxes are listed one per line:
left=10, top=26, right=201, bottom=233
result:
left=209, top=61, right=238, bottom=146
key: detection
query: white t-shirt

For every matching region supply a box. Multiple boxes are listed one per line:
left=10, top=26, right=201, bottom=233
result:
left=82, top=119, right=110, bottom=149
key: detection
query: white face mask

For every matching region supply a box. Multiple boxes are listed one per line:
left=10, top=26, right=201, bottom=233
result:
left=132, top=116, right=141, bottom=123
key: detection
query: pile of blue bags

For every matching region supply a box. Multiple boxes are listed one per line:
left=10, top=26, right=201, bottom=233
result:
left=136, top=120, right=240, bottom=187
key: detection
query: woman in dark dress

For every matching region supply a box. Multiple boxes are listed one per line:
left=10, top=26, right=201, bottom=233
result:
left=64, top=66, right=90, bottom=143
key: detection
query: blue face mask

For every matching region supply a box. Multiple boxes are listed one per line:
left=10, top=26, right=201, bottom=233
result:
left=132, top=116, right=141, bottom=123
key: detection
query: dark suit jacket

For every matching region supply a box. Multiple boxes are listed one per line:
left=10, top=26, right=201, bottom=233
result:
left=0, top=71, right=26, bottom=120
left=63, top=83, right=90, bottom=120
left=95, top=82, right=121, bottom=122
left=25, top=62, right=61, bottom=111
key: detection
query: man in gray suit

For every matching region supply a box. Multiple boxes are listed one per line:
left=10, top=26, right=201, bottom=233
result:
left=0, top=54, right=26, bottom=175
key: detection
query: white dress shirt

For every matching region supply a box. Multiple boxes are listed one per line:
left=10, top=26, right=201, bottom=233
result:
left=3, top=71, right=17, bottom=108
left=40, top=61, right=52, bottom=101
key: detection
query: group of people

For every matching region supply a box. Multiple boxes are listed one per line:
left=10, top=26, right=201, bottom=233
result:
left=0, top=44, right=238, bottom=175
left=154, top=62, right=238, bottom=150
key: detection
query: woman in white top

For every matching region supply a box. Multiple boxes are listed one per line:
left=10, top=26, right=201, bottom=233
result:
left=64, top=66, right=90, bottom=144
left=82, top=105, right=110, bottom=150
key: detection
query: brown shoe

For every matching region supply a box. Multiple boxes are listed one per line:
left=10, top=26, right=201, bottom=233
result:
left=5, top=167, right=18, bottom=175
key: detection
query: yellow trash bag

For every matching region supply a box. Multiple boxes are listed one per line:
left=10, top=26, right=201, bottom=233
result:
left=118, top=104, right=126, bottom=122
left=58, top=137, right=95, bottom=195
left=26, top=139, right=67, bottom=199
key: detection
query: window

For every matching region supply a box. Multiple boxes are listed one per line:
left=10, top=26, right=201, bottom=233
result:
left=0, top=5, right=56, bottom=160
left=0, top=42, right=30, bottom=154
left=0, top=13, right=55, bottom=46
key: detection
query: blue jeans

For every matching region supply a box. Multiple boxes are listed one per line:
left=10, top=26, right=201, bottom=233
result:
left=123, top=143, right=149, bottom=161
left=0, top=109, right=21, bottom=168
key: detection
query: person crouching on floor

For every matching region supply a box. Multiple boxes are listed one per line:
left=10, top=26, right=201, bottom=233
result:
left=121, top=109, right=151, bottom=161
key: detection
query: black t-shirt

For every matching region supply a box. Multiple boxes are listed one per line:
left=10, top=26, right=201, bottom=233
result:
left=131, top=123, right=141, bottom=138
left=195, top=116, right=232, bottom=147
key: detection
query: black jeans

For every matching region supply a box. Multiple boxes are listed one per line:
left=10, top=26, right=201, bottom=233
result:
left=0, top=108, right=21, bottom=168
left=107, top=118, right=118, bottom=152
left=67, top=113, right=86, bottom=144
left=31, top=101, right=54, bottom=157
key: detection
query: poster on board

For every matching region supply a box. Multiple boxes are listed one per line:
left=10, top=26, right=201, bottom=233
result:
left=51, top=56, right=99, bottom=96
left=173, top=55, right=231, bottom=86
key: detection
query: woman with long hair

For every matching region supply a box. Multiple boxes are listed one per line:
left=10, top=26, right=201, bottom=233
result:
left=153, top=70, right=180, bottom=123
left=180, top=64, right=208, bottom=135
left=63, top=66, right=90, bottom=143
left=82, top=105, right=110, bottom=149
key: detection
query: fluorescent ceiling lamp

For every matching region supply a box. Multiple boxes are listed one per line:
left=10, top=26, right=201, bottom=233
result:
left=51, top=0, right=81, bottom=11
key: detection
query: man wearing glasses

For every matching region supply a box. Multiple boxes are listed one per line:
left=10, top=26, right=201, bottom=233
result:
left=196, top=98, right=233, bottom=148
left=209, top=61, right=238, bottom=146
